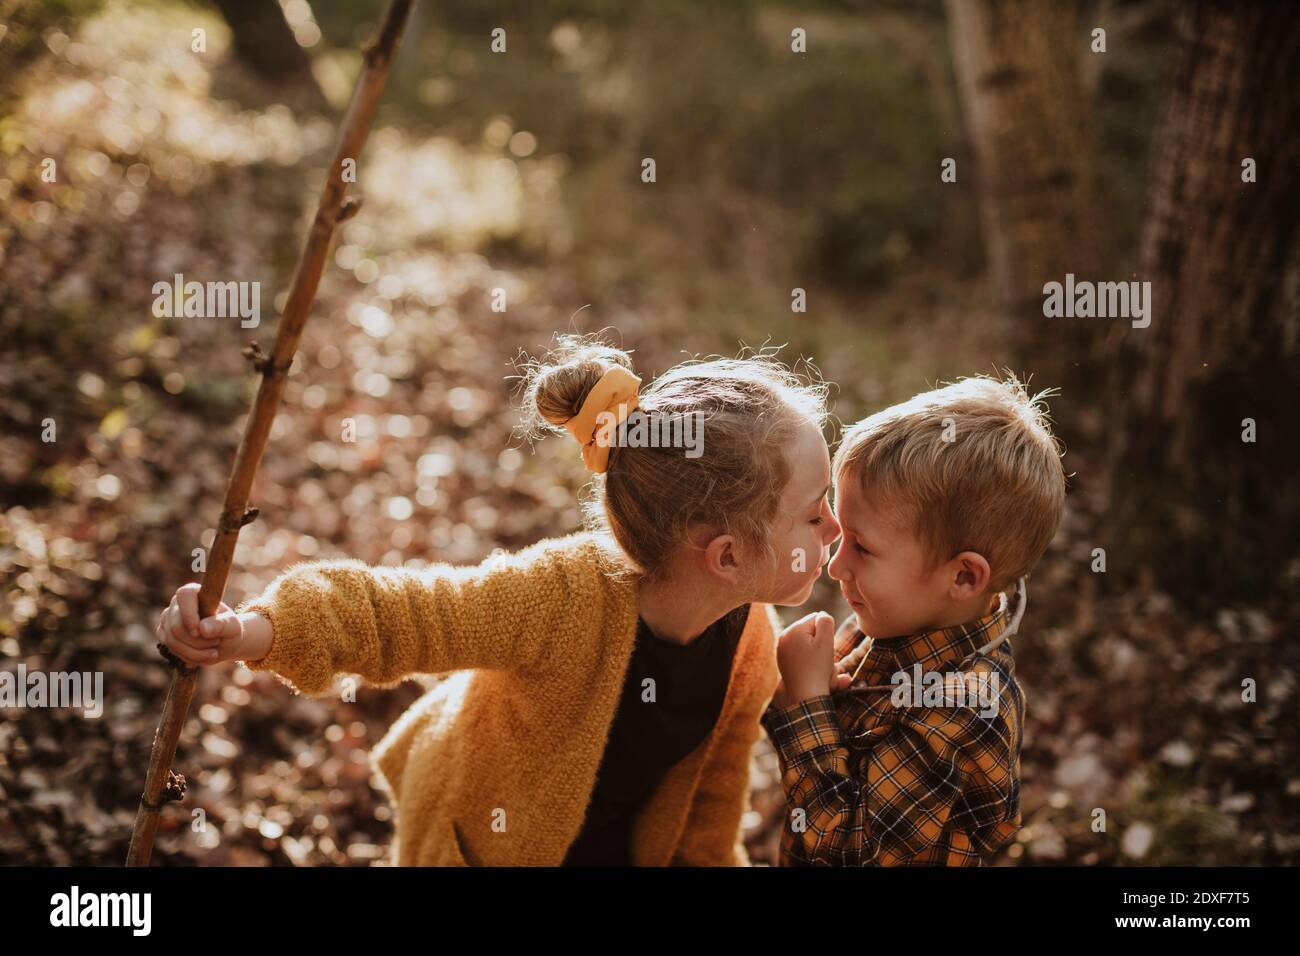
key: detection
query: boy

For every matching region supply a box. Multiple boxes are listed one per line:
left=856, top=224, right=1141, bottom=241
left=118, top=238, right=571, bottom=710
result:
left=762, top=375, right=1066, bottom=866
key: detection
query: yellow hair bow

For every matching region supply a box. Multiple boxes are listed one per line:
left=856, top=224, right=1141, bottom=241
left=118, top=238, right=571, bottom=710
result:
left=562, top=365, right=641, bottom=473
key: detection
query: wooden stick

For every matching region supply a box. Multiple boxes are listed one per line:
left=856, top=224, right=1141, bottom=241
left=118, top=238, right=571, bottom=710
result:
left=125, top=0, right=416, bottom=867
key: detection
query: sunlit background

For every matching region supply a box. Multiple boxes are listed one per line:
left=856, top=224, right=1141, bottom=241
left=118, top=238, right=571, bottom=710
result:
left=2, top=0, right=1296, bottom=866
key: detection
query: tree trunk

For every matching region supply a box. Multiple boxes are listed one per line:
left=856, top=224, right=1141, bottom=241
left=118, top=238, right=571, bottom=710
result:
left=211, top=0, right=328, bottom=108
left=1106, top=0, right=1300, bottom=601
left=947, top=0, right=1099, bottom=315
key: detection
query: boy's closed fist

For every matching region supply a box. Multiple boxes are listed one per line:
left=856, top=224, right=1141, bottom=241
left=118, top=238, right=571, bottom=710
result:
left=774, top=611, right=837, bottom=707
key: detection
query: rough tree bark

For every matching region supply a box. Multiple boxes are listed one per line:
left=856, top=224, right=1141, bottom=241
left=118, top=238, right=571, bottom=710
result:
left=947, top=0, right=1099, bottom=317
left=1106, top=0, right=1300, bottom=600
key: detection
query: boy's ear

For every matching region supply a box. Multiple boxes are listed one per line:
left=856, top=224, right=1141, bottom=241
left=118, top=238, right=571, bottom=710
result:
left=948, top=550, right=992, bottom=598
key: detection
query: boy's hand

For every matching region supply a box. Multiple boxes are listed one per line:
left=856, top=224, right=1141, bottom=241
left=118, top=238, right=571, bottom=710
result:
left=157, top=582, right=269, bottom=667
left=775, top=611, right=837, bottom=705
left=833, top=632, right=872, bottom=688
left=774, top=660, right=854, bottom=709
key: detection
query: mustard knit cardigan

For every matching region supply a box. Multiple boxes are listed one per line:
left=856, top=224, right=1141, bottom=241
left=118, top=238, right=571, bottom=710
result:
left=237, top=531, right=783, bottom=866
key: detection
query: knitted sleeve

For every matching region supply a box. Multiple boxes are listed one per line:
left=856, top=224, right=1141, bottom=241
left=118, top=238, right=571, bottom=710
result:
left=235, top=539, right=577, bottom=697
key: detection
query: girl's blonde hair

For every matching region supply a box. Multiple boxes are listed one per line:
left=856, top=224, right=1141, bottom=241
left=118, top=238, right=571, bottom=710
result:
left=520, top=333, right=828, bottom=578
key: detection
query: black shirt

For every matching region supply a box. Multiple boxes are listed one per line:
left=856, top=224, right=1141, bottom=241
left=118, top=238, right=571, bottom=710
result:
left=561, top=604, right=750, bottom=866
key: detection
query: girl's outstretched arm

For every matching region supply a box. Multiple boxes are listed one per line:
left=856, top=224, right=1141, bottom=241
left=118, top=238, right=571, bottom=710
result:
left=160, top=539, right=584, bottom=696
left=235, top=543, right=576, bottom=695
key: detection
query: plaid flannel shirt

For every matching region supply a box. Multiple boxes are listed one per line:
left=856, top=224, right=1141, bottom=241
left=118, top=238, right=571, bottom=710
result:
left=761, top=586, right=1026, bottom=866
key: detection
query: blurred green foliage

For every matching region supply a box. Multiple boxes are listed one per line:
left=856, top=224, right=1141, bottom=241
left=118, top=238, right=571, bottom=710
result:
left=0, top=1, right=102, bottom=111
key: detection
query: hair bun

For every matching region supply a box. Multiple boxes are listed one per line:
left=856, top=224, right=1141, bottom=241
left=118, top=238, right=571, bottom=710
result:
left=525, top=334, right=635, bottom=429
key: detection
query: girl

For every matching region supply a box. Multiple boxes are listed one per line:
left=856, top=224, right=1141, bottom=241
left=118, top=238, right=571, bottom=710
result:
left=157, top=334, right=846, bottom=866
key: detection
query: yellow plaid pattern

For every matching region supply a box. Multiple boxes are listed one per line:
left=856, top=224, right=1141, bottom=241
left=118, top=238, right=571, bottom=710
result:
left=761, top=589, right=1026, bottom=866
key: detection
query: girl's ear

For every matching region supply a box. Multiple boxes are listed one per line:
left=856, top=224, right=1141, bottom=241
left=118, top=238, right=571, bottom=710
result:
left=949, top=550, right=991, bottom=598
left=702, top=533, right=741, bottom=582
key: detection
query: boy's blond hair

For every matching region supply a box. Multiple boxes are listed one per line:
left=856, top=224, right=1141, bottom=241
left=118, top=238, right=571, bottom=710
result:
left=833, top=374, right=1066, bottom=592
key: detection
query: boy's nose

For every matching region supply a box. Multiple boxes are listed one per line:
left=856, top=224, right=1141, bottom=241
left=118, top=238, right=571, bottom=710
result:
left=827, top=540, right=850, bottom=582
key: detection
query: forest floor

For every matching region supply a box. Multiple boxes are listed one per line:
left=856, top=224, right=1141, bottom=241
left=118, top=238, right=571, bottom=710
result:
left=2, top=1, right=1297, bottom=866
